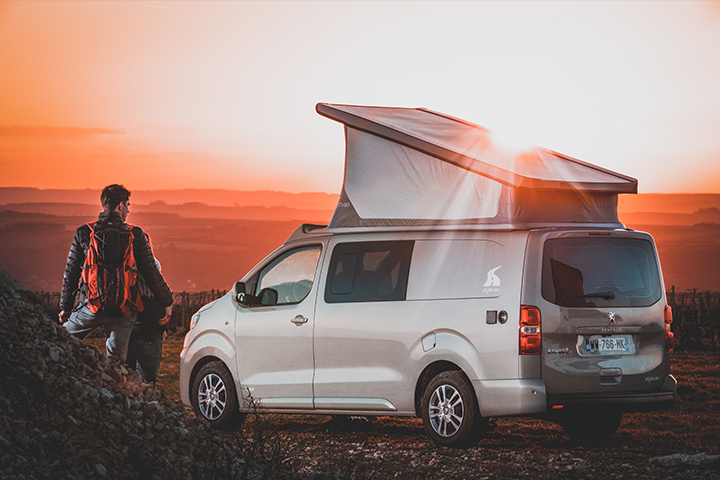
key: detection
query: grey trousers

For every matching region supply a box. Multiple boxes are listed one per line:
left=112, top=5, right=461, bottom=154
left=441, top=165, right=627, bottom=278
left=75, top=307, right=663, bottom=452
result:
left=64, top=304, right=137, bottom=362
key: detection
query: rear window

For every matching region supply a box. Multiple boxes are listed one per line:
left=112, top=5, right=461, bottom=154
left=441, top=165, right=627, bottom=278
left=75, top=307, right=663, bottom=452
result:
left=542, top=237, right=662, bottom=308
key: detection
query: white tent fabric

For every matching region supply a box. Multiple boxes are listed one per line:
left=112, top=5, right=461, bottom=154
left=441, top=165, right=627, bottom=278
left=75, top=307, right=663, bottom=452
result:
left=317, top=103, right=637, bottom=228
left=345, top=129, right=502, bottom=220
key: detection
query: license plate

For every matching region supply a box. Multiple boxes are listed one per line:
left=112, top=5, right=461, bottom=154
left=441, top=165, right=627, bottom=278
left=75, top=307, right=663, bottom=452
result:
left=580, top=335, right=635, bottom=355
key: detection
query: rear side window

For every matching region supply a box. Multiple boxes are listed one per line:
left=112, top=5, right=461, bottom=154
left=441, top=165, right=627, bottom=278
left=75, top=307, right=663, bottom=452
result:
left=325, top=241, right=414, bottom=303
left=542, top=237, right=662, bottom=308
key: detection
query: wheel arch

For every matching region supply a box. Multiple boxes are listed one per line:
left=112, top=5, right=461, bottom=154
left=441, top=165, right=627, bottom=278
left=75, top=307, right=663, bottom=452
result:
left=188, top=356, right=231, bottom=404
left=190, top=357, right=246, bottom=429
left=414, top=360, right=470, bottom=417
left=180, top=328, right=236, bottom=406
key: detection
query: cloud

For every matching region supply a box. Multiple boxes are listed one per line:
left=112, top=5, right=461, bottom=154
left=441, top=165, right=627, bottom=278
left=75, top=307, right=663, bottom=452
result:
left=0, top=125, right=122, bottom=138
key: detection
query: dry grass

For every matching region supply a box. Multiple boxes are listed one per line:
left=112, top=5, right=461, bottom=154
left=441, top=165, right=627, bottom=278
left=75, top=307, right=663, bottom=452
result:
left=91, top=334, right=720, bottom=453
left=87, top=334, right=720, bottom=478
left=153, top=337, right=719, bottom=453
left=83, top=333, right=184, bottom=405
left=154, top=334, right=184, bottom=403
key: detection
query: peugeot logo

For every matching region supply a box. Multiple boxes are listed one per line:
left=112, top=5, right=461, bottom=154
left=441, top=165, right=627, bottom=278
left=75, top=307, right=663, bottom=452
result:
left=607, top=311, right=616, bottom=325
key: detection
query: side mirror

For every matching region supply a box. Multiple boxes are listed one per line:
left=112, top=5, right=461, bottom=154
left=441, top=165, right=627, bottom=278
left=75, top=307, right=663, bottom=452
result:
left=233, top=281, right=248, bottom=305
left=257, top=288, right=278, bottom=306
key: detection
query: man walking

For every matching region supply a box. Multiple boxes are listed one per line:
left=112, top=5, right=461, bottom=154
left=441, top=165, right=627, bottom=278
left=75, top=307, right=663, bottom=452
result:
left=59, top=184, right=173, bottom=362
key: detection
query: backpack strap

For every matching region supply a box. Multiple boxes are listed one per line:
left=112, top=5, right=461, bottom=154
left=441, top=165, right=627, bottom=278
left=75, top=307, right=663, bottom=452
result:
left=81, top=222, right=97, bottom=271
left=73, top=222, right=97, bottom=312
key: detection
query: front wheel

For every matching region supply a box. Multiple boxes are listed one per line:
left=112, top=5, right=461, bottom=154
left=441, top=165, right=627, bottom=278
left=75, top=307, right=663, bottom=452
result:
left=421, top=371, right=482, bottom=448
left=191, top=361, right=245, bottom=429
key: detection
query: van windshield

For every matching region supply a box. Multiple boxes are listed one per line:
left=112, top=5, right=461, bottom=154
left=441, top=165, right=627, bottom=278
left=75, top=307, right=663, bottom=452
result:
left=542, top=237, right=662, bottom=308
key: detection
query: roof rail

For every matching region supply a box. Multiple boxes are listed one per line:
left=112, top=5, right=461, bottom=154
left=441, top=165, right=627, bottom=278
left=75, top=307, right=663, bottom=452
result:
left=302, top=224, right=327, bottom=233
left=286, top=223, right=329, bottom=243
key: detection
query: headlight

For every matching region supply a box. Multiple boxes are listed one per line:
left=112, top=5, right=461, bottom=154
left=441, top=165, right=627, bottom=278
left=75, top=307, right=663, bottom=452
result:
left=189, top=313, right=201, bottom=330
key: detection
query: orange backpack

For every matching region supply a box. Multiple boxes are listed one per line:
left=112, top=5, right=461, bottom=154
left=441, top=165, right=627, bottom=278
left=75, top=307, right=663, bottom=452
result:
left=80, top=222, right=143, bottom=317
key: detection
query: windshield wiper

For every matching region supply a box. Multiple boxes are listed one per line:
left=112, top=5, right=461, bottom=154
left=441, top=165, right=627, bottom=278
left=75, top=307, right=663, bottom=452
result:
left=569, top=291, right=616, bottom=300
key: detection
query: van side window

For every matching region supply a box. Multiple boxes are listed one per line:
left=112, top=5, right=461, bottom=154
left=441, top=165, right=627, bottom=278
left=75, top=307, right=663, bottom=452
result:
left=325, top=241, right=414, bottom=303
left=256, top=245, right=322, bottom=305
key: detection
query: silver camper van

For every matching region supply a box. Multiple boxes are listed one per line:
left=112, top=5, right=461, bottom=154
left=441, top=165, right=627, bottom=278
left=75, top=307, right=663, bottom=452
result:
left=179, top=104, right=676, bottom=447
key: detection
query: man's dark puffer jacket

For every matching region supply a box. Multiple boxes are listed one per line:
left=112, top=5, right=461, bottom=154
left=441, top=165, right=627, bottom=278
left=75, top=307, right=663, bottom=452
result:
left=60, top=211, right=174, bottom=313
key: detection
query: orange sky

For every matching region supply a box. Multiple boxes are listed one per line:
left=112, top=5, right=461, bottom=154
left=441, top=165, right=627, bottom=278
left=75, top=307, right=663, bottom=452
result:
left=1, top=1, right=720, bottom=194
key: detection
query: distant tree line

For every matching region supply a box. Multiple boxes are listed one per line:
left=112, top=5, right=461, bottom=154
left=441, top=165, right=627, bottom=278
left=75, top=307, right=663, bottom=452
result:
left=34, top=288, right=719, bottom=350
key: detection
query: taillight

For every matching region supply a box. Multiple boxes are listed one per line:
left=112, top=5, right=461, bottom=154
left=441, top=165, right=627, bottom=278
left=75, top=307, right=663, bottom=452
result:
left=664, top=305, right=674, bottom=352
left=520, top=306, right=541, bottom=355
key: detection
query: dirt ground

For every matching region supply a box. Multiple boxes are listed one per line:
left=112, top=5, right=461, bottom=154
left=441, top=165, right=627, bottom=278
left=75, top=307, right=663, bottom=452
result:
left=100, top=335, right=720, bottom=479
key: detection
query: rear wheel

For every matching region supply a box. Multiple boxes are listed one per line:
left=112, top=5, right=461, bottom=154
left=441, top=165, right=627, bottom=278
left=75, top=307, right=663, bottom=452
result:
left=559, top=407, right=622, bottom=443
left=191, top=361, right=245, bottom=429
left=421, top=371, right=483, bottom=448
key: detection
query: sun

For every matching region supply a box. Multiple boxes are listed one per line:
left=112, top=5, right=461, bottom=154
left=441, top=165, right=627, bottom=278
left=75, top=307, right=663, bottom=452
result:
left=488, top=127, right=535, bottom=156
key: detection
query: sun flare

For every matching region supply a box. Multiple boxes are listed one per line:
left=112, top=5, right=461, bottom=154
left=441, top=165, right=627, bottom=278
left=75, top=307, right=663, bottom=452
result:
left=488, top=128, right=535, bottom=156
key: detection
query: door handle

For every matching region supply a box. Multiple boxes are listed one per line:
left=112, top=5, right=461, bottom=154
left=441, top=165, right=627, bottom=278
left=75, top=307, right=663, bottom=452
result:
left=291, top=315, right=308, bottom=325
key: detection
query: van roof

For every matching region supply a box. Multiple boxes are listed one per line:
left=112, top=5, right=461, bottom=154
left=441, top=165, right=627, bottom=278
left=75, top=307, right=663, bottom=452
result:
left=316, top=103, right=636, bottom=229
left=285, top=222, right=630, bottom=244
left=318, top=103, right=637, bottom=193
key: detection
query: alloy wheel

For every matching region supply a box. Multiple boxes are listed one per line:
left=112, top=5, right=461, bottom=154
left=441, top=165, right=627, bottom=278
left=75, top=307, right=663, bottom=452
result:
left=198, top=372, right=227, bottom=421
left=428, top=384, right=465, bottom=437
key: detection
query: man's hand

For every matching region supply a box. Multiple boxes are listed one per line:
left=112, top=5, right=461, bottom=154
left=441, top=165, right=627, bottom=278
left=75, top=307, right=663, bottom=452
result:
left=159, top=306, right=172, bottom=326
left=58, top=310, right=70, bottom=324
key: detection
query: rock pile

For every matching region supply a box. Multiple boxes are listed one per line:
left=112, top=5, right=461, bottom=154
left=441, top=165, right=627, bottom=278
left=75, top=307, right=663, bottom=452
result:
left=651, top=453, right=720, bottom=468
left=0, top=269, right=246, bottom=480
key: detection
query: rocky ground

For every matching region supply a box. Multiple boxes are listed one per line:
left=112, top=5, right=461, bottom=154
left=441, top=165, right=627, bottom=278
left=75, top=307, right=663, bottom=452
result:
left=230, top=414, right=720, bottom=479
left=1, top=267, right=719, bottom=479
left=0, top=270, right=268, bottom=480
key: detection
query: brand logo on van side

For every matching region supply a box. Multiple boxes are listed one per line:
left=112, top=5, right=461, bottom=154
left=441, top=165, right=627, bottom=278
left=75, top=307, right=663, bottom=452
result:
left=482, top=266, right=502, bottom=295
left=607, top=311, right=616, bottom=325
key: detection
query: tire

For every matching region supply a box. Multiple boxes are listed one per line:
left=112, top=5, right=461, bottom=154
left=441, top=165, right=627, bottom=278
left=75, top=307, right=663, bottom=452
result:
left=559, top=407, right=622, bottom=443
left=421, top=371, right=482, bottom=448
left=191, top=361, right=245, bottom=429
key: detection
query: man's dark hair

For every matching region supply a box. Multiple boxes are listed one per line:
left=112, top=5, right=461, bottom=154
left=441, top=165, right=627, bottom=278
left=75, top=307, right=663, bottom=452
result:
left=100, top=184, right=131, bottom=211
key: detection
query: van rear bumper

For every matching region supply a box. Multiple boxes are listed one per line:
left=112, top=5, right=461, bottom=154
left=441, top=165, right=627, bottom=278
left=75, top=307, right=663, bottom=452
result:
left=546, top=374, right=677, bottom=412
left=473, top=379, right=547, bottom=416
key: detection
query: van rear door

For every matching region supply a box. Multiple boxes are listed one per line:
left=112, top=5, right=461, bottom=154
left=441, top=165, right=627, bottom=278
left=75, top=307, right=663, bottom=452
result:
left=525, top=230, right=669, bottom=397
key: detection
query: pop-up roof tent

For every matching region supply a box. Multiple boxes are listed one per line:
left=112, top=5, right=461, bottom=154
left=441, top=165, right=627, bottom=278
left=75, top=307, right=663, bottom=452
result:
left=316, top=103, right=637, bottom=229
